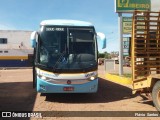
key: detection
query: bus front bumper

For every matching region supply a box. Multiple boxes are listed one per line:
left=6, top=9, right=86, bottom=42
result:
left=36, top=78, right=98, bottom=93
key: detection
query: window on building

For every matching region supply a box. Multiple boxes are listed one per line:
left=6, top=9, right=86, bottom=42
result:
left=0, top=38, right=7, bottom=44
left=4, top=51, right=8, bottom=53
left=0, top=51, right=3, bottom=53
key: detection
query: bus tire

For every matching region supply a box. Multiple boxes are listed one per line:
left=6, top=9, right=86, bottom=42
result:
left=33, top=48, right=37, bottom=89
left=33, top=67, right=37, bottom=89
left=152, top=81, right=160, bottom=111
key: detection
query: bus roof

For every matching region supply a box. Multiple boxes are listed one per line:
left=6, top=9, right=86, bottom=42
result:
left=40, top=19, right=93, bottom=27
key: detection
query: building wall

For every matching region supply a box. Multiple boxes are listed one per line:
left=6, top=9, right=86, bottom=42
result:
left=0, top=30, right=33, bottom=67
left=0, top=30, right=32, bottom=49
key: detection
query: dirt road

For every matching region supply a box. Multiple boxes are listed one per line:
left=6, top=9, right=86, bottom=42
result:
left=0, top=66, right=158, bottom=120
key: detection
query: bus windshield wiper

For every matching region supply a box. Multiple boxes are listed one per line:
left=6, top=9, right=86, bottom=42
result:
left=53, top=51, right=66, bottom=71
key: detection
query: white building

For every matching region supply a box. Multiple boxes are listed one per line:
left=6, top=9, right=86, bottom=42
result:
left=0, top=30, right=33, bottom=67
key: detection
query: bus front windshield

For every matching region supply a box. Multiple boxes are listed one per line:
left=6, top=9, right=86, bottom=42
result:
left=38, top=26, right=97, bottom=72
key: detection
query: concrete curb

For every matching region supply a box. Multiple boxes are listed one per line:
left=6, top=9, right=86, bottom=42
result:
left=0, top=67, right=32, bottom=70
left=105, top=73, right=132, bottom=85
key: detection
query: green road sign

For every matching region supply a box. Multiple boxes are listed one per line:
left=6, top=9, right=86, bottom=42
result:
left=123, top=37, right=130, bottom=56
left=122, top=17, right=145, bottom=34
left=115, top=0, right=151, bottom=13
left=122, top=17, right=132, bottom=34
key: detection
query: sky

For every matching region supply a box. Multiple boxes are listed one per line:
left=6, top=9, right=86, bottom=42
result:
left=0, top=0, right=160, bottom=53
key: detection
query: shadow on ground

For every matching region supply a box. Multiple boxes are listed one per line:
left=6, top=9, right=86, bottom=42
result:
left=139, top=94, right=154, bottom=107
left=44, top=77, right=137, bottom=103
left=0, top=82, right=37, bottom=111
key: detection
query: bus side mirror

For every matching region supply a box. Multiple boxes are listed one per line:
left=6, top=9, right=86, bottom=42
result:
left=30, top=31, right=37, bottom=48
left=97, top=32, right=106, bottom=49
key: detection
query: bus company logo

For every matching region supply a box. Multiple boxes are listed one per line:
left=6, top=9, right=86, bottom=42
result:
left=118, top=0, right=129, bottom=7
left=37, top=69, right=59, bottom=78
left=85, top=72, right=96, bottom=78
left=2, top=112, right=11, bottom=117
left=117, top=0, right=150, bottom=10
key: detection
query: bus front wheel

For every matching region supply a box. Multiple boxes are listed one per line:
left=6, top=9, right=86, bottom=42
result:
left=33, top=67, right=37, bottom=89
left=152, top=81, right=160, bottom=111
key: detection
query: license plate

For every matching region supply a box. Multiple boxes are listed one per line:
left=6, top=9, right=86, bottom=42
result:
left=63, top=87, right=74, bottom=91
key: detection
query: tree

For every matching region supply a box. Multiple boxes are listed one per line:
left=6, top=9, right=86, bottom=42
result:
left=104, top=52, right=110, bottom=59
left=98, top=53, right=105, bottom=58
left=98, top=51, right=110, bottom=59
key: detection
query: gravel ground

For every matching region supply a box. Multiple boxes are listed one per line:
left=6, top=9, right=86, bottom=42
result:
left=0, top=66, right=158, bottom=120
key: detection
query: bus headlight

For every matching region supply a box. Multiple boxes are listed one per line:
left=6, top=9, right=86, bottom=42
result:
left=90, top=76, right=95, bottom=80
left=41, top=76, right=47, bottom=80
left=88, top=75, right=97, bottom=81
left=85, top=72, right=97, bottom=81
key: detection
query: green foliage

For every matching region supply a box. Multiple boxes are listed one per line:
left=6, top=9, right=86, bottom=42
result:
left=98, top=52, right=110, bottom=59
left=98, top=53, right=105, bottom=58
left=111, top=73, right=132, bottom=78
left=104, top=52, right=110, bottom=59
